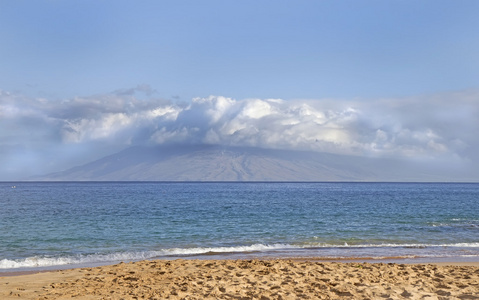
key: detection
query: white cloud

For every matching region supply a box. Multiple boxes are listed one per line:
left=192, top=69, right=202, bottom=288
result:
left=0, top=88, right=478, bottom=179
left=239, top=99, right=275, bottom=119
left=145, top=106, right=180, bottom=120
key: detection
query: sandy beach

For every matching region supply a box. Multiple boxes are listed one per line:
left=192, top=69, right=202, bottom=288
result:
left=1, top=259, right=479, bottom=299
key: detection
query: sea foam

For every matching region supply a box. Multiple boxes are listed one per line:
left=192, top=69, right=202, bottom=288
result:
left=2, top=242, right=479, bottom=270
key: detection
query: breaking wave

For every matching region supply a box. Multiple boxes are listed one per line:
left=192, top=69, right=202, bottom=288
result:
left=2, top=242, right=479, bottom=270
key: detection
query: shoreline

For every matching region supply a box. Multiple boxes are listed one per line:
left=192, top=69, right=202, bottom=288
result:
left=2, top=255, right=479, bottom=277
left=2, top=258, right=479, bottom=299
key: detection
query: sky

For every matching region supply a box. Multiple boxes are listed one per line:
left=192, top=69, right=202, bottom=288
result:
left=1, top=0, right=478, bottom=180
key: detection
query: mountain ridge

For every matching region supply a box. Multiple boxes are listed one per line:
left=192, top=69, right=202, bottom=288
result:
left=31, top=144, right=470, bottom=182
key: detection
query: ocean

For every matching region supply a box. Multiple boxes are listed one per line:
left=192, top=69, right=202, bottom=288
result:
left=1, top=182, right=478, bottom=272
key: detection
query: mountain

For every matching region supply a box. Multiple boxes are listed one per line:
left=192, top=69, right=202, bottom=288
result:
left=32, top=144, right=467, bottom=181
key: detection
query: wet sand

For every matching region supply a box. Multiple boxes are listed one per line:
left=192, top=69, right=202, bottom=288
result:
left=1, top=259, right=479, bottom=299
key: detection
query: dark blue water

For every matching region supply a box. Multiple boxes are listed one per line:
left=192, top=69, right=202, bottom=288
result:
left=1, top=182, right=478, bottom=271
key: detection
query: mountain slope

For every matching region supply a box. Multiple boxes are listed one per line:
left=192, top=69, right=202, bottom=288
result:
left=32, top=144, right=467, bottom=182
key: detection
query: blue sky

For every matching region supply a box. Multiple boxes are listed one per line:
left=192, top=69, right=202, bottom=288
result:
left=1, top=1, right=479, bottom=180
left=2, top=0, right=478, bottom=100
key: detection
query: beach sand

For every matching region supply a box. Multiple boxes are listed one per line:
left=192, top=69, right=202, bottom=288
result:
left=1, top=259, right=479, bottom=299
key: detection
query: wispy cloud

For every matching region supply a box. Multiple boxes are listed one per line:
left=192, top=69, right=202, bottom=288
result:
left=1, top=88, right=478, bottom=179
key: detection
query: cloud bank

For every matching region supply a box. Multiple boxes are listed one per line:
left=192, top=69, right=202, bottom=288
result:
left=1, top=87, right=478, bottom=179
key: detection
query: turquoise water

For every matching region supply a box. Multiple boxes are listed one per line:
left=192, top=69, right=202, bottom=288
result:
left=1, top=182, right=479, bottom=271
